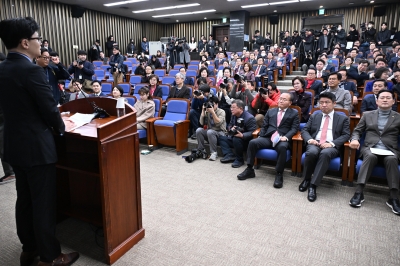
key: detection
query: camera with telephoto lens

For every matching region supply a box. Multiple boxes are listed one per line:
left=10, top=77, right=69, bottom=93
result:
left=360, top=22, right=366, bottom=31
left=228, top=118, right=245, bottom=136
left=219, top=76, right=229, bottom=89
left=203, top=94, right=215, bottom=109
left=177, top=37, right=186, bottom=44
left=259, top=87, right=269, bottom=95
left=193, top=90, right=203, bottom=97
left=185, top=149, right=208, bottom=163
left=76, top=59, right=84, bottom=65
left=279, top=31, right=285, bottom=40
left=234, top=74, right=245, bottom=83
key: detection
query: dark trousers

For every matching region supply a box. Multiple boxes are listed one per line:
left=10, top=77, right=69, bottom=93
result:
left=0, top=115, right=14, bottom=177
left=357, top=149, right=399, bottom=190
left=189, top=109, right=201, bottom=135
left=302, top=145, right=340, bottom=186
left=219, top=135, right=248, bottom=162
left=246, top=137, right=290, bottom=173
left=13, top=163, right=61, bottom=263
left=267, top=71, right=274, bottom=82
left=255, top=76, right=264, bottom=88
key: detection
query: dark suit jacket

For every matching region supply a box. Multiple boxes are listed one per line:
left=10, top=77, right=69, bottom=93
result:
left=306, top=79, right=323, bottom=100
left=290, top=91, right=312, bottom=122
left=351, top=109, right=400, bottom=159
left=153, top=85, right=163, bottom=98
left=214, top=59, right=226, bottom=69
left=389, top=56, right=399, bottom=70
left=364, top=80, right=393, bottom=92
left=227, top=111, right=257, bottom=141
left=347, top=67, right=369, bottom=86
left=342, top=81, right=358, bottom=97
left=90, top=92, right=106, bottom=97
left=253, top=65, right=267, bottom=77
left=361, top=94, right=397, bottom=114
left=317, top=35, right=332, bottom=51
left=167, top=85, right=191, bottom=100
left=265, top=59, right=277, bottom=71
left=301, top=111, right=350, bottom=149
left=259, top=107, right=300, bottom=140
left=0, top=53, right=65, bottom=167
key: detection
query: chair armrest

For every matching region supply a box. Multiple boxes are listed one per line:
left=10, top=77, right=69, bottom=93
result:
left=146, top=117, right=163, bottom=125
left=252, top=128, right=261, bottom=138
left=292, top=131, right=302, bottom=142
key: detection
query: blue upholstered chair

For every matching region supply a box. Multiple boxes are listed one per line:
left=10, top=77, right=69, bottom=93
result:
left=124, top=95, right=137, bottom=106
left=159, top=85, right=170, bottom=101
left=168, top=70, right=179, bottom=77
left=154, top=69, right=166, bottom=78
left=173, top=64, right=185, bottom=70
left=129, top=75, right=142, bottom=86
left=188, top=65, right=198, bottom=70
left=118, top=83, right=132, bottom=95
left=295, top=108, right=350, bottom=183
left=346, top=135, right=400, bottom=186
left=186, top=70, right=197, bottom=78
left=94, top=69, right=105, bottom=80
left=189, top=60, right=199, bottom=65
left=101, top=82, right=112, bottom=94
left=132, top=83, right=148, bottom=98
left=147, top=99, right=190, bottom=154
left=254, top=106, right=302, bottom=176
left=161, top=76, right=175, bottom=85
left=124, top=61, right=132, bottom=68
left=92, top=61, right=103, bottom=68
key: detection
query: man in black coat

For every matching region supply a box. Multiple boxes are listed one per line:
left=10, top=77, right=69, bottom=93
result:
left=237, top=93, right=300, bottom=188
left=347, top=59, right=370, bottom=86
left=299, top=92, right=350, bottom=202
left=376, top=22, right=391, bottom=46
left=0, top=17, right=79, bottom=265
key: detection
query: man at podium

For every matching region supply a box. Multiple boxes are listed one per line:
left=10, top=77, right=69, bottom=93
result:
left=0, top=17, right=79, bottom=266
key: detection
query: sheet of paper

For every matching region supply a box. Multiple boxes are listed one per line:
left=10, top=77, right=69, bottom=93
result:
left=346, top=42, right=353, bottom=50
left=272, top=134, right=281, bottom=147
left=65, top=113, right=97, bottom=132
left=370, top=148, right=395, bottom=156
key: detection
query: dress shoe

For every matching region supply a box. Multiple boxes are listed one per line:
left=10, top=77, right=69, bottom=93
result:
left=0, top=174, right=15, bottom=184
left=190, top=134, right=197, bottom=140
left=37, top=252, right=79, bottom=266
left=237, top=167, right=255, bottom=180
left=298, top=179, right=310, bottom=192
left=20, top=251, right=38, bottom=266
left=220, top=154, right=236, bottom=163
left=386, top=198, right=400, bottom=215
left=349, top=192, right=364, bottom=207
left=273, top=173, right=283, bottom=188
left=307, top=186, right=317, bottom=202
left=231, top=159, right=244, bottom=168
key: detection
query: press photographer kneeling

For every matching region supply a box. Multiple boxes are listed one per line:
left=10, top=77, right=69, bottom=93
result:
left=219, top=100, right=257, bottom=168
left=196, top=95, right=226, bottom=161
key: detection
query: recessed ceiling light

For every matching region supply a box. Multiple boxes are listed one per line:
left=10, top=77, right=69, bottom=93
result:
left=104, top=0, right=147, bottom=7
left=274, top=10, right=277, bottom=12
left=204, top=17, right=207, bottom=19
left=349, top=2, right=354, bottom=4
left=319, top=5, right=323, bottom=8
left=241, top=3, right=269, bottom=8
left=133, top=3, right=200, bottom=13
left=269, top=0, right=298, bottom=5
left=370, top=0, right=374, bottom=2
left=153, top=9, right=216, bottom=18
left=176, top=20, right=179, bottom=22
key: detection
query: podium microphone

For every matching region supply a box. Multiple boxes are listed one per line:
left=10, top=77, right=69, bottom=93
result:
left=78, top=86, right=110, bottom=119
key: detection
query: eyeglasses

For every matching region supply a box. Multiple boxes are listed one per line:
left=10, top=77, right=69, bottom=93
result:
left=39, top=56, right=50, bottom=60
left=279, top=98, right=289, bottom=102
left=28, top=36, right=42, bottom=42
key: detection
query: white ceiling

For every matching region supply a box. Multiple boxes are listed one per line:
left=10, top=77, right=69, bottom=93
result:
left=50, top=0, right=397, bottom=23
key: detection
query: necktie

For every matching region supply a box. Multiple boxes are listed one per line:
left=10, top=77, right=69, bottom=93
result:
left=255, top=65, right=260, bottom=76
left=75, top=93, right=78, bottom=100
left=271, top=109, right=284, bottom=142
left=319, top=115, right=330, bottom=144
left=317, top=71, right=322, bottom=78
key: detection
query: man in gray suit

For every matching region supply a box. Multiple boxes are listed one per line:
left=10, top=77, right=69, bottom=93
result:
left=299, top=92, right=350, bottom=202
left=237, top=93, right=299, bottom=188
left=349, top=89, right=400, bottom=215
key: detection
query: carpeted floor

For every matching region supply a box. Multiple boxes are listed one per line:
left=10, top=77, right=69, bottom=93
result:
left=0, top=147, right=399, bottom=266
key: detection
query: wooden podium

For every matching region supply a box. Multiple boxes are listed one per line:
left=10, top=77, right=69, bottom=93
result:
left=55, top=98, right=144, bottom=265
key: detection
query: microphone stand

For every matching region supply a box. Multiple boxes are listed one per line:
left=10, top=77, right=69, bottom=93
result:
left=77, top=86, right=110, bottom=119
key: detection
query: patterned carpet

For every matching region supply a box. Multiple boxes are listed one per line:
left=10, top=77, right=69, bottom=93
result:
left=0, top=147, right=399, bottom=266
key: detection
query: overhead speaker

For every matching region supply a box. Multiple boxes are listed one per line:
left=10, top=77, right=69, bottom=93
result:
left=71, top=6, right=86, bottom=18
left=373, top=6, right=386, bottom=17
left=269, top=15, right=279, bottom=25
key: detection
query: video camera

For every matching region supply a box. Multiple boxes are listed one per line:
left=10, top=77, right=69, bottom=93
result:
left=228, top=118, right=244, bottom=136
left=279, top=31, right=285, bottom=40
left=185, top=149, right=208, bottom=163
left=360, top=22, right=367, bottom=31
left=300, top=29, right=307, bottom=38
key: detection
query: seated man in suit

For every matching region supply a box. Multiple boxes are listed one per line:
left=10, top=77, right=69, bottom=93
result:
left=320, top=72, right=352, bottom=113
left=315, top=60, right=330, bottom=84
left=320, top=54, right=336, bottom=73
left=253, top=57, right=267, bottom=88
left=364, top=67, right=393, bottom=92
left=196, top=96, right=226, bottom=161
left=361, top=79, right=397, bottom=114
left=349, top=89, right=400, bottom=215
left=338, top=69, right=358, bottom=106
left=90, top=80, right=105, bottom=97
left=347, top=59, right=370, bottom=87
left=388, top=48, right=400, bottom=69
left=214, top=52, right=226, bottom=69
left=328, top=48, right=343, bottom=65
left=392, top=70, right=400, bottom=100
left=219, top=100, right=257, bottom=168
left=299, top=92, right=350, bottom=202
left=305, top=68, right=323, bottom=102
left=166, top=73, right=191, bottom=100
left=237, top=93, right=300, bottom=188
left=265, top=52, right=277, bottom=82
left=172, top=67, right=194, bottom=86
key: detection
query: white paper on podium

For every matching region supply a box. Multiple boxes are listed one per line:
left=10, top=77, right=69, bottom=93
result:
left=66, top=113, right=97, bottom=132
left=370, top=148, right=395, bottom=156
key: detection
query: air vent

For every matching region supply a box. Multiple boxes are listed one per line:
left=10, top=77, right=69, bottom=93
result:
left=119, top=6, right=129, bottom=9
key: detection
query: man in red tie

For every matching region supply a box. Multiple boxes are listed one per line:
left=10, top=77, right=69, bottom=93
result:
left=237, top=93, right=299, bottom=188
left=253, top=57, right=267, bottom=88
left=298, top=92, right=350, bottom=202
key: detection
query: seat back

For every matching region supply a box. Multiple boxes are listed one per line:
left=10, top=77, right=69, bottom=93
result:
left=124, top=61, right=132, bottom=68
left=159, top=85, right=170, bottom=101
left=168, top=69, right=179, bottom=76
left=153, top=97, right=162, bottom=117
left=119, top=83, right=132, bottom=94
left=189, top=60, right=199, bottom=65
left=154, top=69, right=166, bottom=77
left=188, top=65, right=198, bottom=70
left=329, top=58, right=339, bottom=71
left=186, top=70, right=197, bottom=77
left=129, top=75, right=142, bottom=86
left=93, top=61, right=103, bottom=68
left=95, top=69, right=105, bottom=79
left=126, top=58, right=138, bottom=64
left=164, top=99, right=190, bottom=121
left=101, top=82, right=113, bottom=94
left=101, top=65, right=110, bottom=72
left=133, top=83, right=148, bottom=97
left=124, top=95, right=137, bottom=106
left=174, top=64, right=185, bottom=70
left=162, top=76, right=175, bottom=85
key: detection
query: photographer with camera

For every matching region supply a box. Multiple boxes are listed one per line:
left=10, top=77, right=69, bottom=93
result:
left=302, top=29, right=315, bottom=53
left=67, top=50, right=95, bottom=91
left=217, top=75, right=234, bottom=123
left=363, top=21, right=376, bottom=45
left=237, top=93, right=299, bottom=188
left=189, top=84, right=211, bottom=139
left=346, top=24, right=359, bottom=46
left=230, top=78, right=258, bottom=115
left=219, top=100, right=257, bottom=167
left=109, top=46, right=125, bottom=85
left=195, top=95, right=226, bottom=161
left=251, top=30, right=265, bottom=51
left=292, top=31, right=302, bottom=48
left=252, top=82, right=281, bottom=128
left=334, top=25, right=347, bottom=50
left=376, top=22, right=391, bottom=46
left=280, top=31, right=292, bottom=49
left=317, top=29, right=332, bottom=55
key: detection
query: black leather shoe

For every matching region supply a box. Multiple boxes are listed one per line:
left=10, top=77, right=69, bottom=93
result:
left=37, top=252, right=79, bottom=266
left=220, top=155, right=236, bottom=163
left=237, top=168, right=255, bottom=180
left=20, top=251, right=38, bottom=266
left=299, top=179, right=310, bottom=192
left=349, top=192, right=364, bottom=207
left=231, top=160, right=244, bottom=168
left=273, top=173, right=283, bottom=188
left=308, top=186, right=317, bottom=202
left=386, top=198, right=400, bottom=215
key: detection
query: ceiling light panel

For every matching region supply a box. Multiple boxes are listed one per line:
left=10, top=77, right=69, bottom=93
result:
left=133, top=3, right=200, bottom=13
left=241, top=3, right=269, bottom=8
left=104, top=0, right=147, bottom=7
left=269, top=0, right=298, bottom=5
left=152, top=9, right=216, bottom=18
